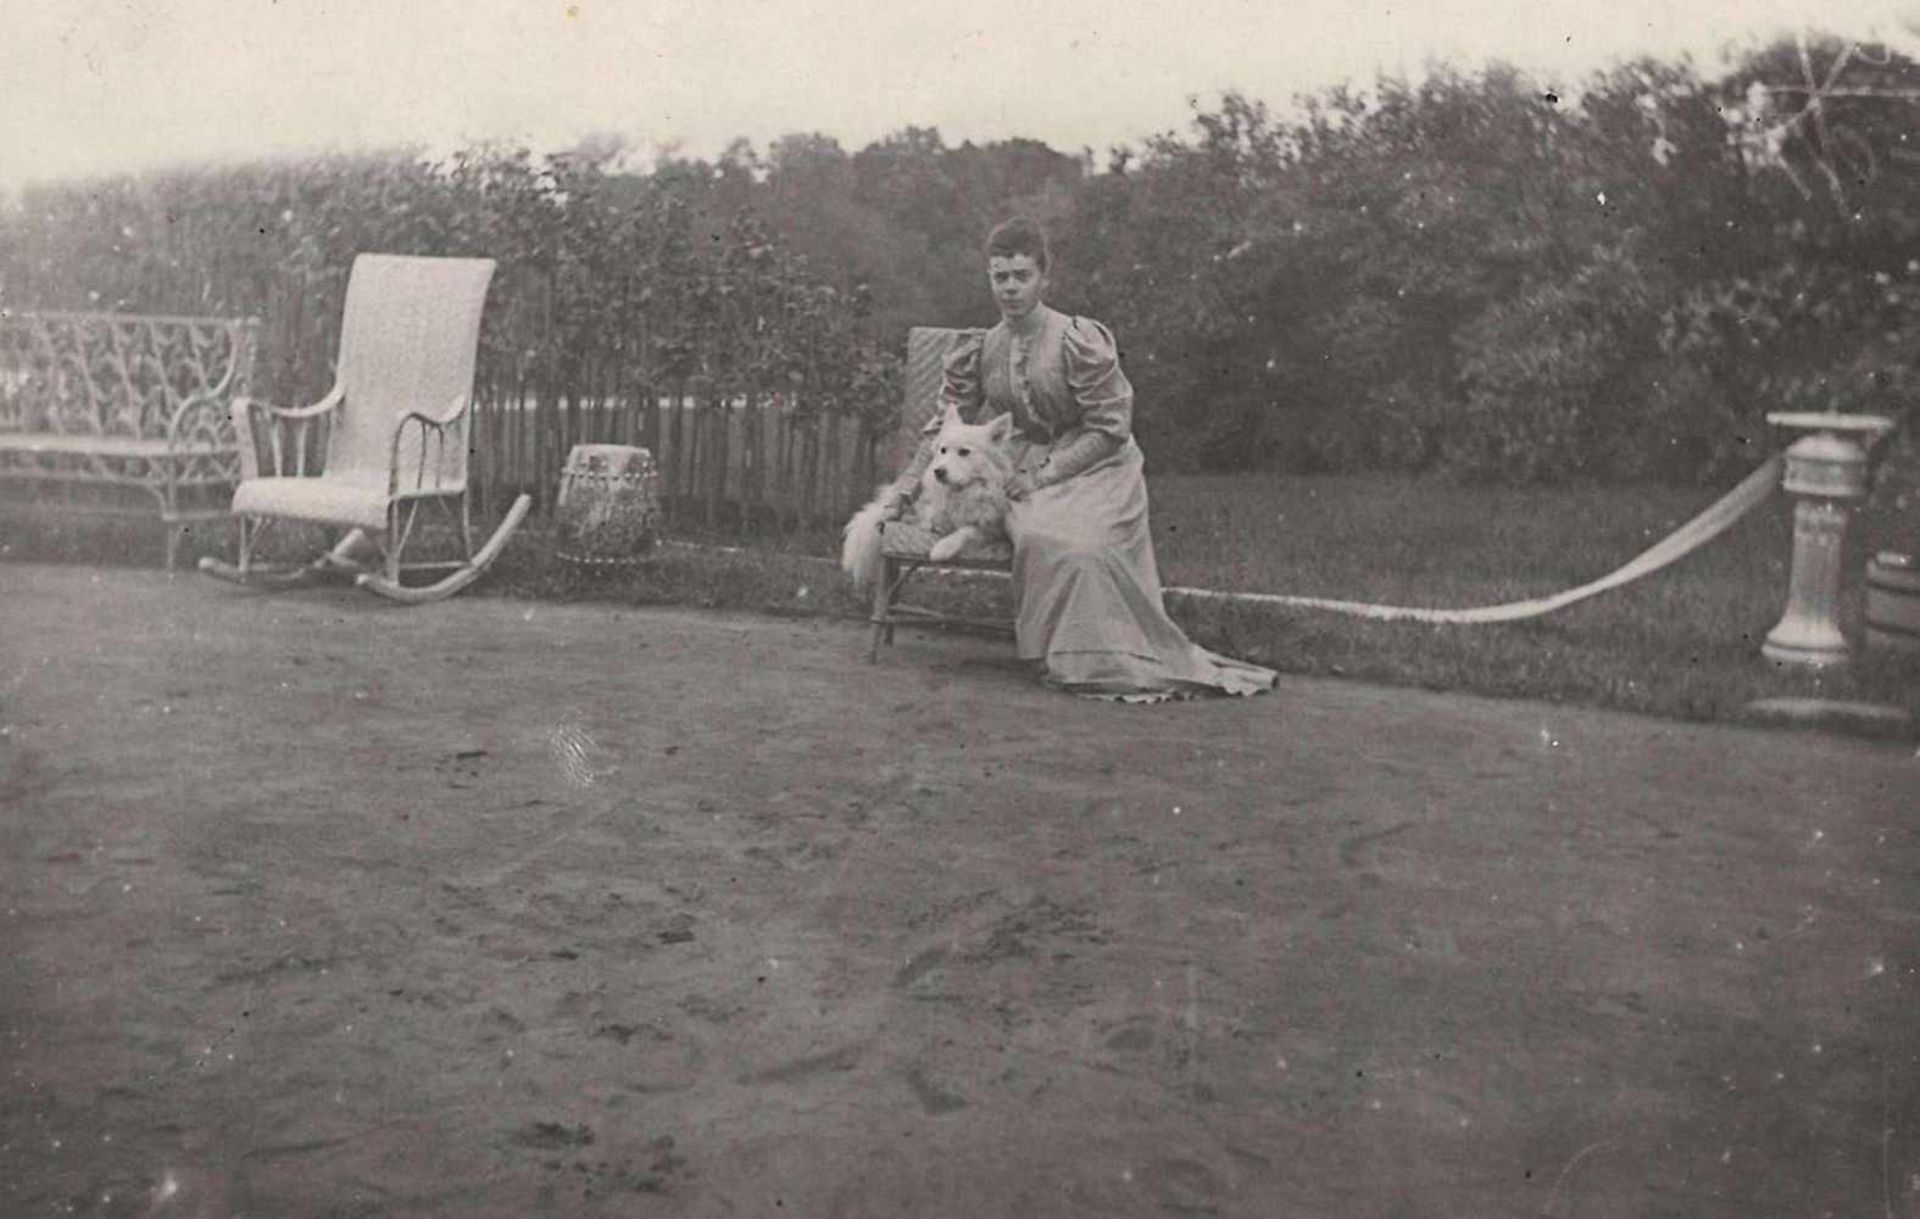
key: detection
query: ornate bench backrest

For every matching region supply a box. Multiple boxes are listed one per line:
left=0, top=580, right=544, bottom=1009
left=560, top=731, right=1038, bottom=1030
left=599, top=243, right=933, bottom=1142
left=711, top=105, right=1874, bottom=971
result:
left=0, top=311, right=258, bottom=438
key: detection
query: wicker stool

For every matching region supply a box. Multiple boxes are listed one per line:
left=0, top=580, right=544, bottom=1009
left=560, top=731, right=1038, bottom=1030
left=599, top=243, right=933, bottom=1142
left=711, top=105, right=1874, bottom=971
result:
left=554, top=444, right=662, bottom=567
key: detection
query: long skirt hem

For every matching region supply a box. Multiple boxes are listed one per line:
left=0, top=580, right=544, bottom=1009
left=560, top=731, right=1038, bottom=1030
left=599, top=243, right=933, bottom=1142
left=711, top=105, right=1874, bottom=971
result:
left=1009, top=438, right=1278, bottom=703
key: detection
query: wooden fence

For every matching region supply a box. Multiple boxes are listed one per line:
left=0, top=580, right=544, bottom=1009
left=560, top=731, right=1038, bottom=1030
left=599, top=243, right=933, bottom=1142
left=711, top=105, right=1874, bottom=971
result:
left=467, top=388, right=888, bottom=534
left=238, top=268, right=899, bottom=536
left=0, top=236, right=905, bottom=533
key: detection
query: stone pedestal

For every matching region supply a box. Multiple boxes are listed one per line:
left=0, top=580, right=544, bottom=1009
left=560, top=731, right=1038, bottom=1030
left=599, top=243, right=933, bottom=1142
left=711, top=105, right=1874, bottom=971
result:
left=1761, top=413, right=1894, bottom=667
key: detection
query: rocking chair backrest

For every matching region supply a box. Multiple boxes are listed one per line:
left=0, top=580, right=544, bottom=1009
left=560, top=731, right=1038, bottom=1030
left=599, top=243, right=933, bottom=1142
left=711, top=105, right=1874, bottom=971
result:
left=327, top=254, right=497, bottom=489
left=889, top=326, right=981, bottom=476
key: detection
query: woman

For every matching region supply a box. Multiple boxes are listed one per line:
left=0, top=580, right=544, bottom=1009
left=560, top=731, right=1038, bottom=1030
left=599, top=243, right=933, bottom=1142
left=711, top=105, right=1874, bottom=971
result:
left=904, top=217, right=1278, bottom=702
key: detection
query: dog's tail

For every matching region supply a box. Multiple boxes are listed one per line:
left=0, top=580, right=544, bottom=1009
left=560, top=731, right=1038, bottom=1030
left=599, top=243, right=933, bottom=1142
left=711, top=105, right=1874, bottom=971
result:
left=841, top=492, right=893, bottom=594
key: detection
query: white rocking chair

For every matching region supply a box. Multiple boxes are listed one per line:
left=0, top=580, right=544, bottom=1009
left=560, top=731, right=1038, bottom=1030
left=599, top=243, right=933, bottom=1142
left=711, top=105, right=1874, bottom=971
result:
left=199, top=254, right=530, bottom=603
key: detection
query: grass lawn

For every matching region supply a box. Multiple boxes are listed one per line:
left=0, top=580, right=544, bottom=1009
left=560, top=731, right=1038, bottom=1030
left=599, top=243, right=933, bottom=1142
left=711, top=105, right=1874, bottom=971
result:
left=7, top=468, right=1918, bottom=728
left=1147, top=471, right=1920, bottom=723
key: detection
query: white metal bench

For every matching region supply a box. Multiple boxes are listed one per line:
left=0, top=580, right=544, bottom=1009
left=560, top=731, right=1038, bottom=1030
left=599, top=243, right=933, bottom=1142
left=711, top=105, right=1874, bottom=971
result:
left=0, top=310, right=259, bottom=568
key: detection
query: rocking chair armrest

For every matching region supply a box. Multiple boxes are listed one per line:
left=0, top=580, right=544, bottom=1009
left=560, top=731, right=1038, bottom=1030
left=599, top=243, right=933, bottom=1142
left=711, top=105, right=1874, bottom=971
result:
left=405, top=389, right=475, bottom=429
left=386, top=391, right=473, bottom=495
left=254, top=384, right=347, bottom=421
left=272, top=385, right=347, bottom=424
left=232, top=385, right=345, bottom=479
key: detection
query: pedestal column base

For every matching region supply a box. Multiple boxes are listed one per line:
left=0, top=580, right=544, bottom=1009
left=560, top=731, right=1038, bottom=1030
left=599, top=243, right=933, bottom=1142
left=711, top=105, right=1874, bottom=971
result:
left=1761, top=627, right=1850, bottom=668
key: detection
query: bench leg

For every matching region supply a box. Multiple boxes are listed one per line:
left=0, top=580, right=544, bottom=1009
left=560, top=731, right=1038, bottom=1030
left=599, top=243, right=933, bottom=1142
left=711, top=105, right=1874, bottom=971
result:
left=867, top=556, right=897, bottom=663
left=161, top=473, right=181, bottom=573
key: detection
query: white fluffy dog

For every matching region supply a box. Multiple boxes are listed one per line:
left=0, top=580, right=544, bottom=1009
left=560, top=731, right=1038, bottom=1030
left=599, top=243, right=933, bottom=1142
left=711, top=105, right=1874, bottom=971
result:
left=841, top=404, right=1016, bottom=593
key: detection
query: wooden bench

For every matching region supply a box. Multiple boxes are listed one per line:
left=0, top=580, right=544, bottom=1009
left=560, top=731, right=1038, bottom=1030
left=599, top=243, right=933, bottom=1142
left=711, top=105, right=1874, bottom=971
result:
left=866, top=325, right=1017, bottom=661
left=0, top=310, right=260, bottom=568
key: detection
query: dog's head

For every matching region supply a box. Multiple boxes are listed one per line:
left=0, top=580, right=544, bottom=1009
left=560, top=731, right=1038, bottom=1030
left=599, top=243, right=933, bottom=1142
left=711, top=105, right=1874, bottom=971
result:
left=927, top=405, right=1014, bottom=490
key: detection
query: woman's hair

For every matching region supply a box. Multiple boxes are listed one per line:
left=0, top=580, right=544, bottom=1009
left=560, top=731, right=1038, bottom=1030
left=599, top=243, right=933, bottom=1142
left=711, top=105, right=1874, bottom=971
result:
left=984, top=216, right=1051, bottom=271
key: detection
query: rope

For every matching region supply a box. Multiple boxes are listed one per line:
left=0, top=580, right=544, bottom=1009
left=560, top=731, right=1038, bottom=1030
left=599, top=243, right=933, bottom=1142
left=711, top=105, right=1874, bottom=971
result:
left=1162, top=454, right=1785, bottom=623
left=650, top=454, right=1785, bottom=626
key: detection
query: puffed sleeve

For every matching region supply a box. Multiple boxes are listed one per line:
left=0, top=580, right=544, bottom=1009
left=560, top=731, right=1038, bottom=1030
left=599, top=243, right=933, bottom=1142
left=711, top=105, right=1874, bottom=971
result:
left=1039, top=317, right=1133, bottom=486
left=895, top=330, right=986, bottom=495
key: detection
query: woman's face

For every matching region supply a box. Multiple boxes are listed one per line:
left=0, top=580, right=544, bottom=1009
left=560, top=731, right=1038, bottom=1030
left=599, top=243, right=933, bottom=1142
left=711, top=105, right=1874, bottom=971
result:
left=989, top=254, right=1047, bottom=323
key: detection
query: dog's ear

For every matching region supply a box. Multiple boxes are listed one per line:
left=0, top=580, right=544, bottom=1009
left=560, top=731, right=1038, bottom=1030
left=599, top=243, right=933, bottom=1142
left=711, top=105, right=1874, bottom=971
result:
left=940, top=400, right=963, bottom=429
left=984, top=412, right=1014, bottom=447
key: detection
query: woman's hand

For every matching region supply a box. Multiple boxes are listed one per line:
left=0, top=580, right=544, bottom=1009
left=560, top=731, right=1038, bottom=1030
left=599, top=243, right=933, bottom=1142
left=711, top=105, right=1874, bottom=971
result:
left=1004, top=470, right=1041, bottom=502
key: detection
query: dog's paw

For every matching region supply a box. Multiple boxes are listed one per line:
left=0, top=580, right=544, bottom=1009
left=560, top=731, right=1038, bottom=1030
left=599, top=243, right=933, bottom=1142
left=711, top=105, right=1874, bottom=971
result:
left=928, top=533, right=967, bottom=562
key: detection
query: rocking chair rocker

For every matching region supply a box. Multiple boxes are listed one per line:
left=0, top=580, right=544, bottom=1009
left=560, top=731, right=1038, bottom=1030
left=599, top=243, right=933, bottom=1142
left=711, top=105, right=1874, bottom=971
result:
left=199, top=254, right=529, bottom=603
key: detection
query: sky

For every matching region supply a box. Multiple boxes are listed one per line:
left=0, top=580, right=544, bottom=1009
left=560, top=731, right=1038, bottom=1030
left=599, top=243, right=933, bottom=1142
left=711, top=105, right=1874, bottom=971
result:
left=4, top=0, right=1919, bottom=195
